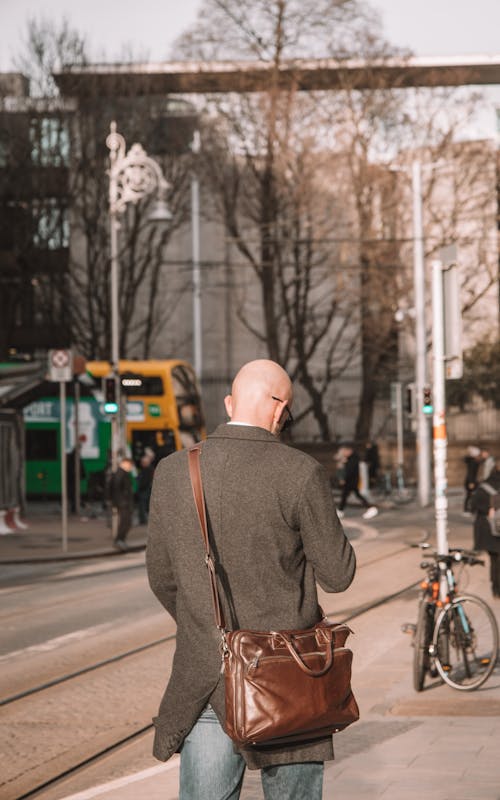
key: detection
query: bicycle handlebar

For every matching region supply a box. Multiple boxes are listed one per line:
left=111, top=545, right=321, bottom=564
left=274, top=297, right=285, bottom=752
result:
left=418, top=549, right=484, bottom=568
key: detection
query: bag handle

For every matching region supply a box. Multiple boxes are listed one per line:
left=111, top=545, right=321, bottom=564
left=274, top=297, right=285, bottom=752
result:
left=188, top=445, right=226, bottom=632
left=274, top=631, right=334, bottom=677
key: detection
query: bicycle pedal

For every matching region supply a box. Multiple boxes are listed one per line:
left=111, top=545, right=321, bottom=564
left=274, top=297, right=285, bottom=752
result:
left=401, top=623, right=416, bottom=635
left=441, top=664, right=451, bottom=672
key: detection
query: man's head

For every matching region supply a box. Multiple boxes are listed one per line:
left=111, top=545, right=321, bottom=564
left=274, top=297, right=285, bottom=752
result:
left=120, top=457, right=134, bottom=472
left=224, top=359, right=293, bottom=436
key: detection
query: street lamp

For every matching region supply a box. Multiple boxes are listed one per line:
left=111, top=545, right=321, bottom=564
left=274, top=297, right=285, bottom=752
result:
left=106, top=121, right=171, bottom=536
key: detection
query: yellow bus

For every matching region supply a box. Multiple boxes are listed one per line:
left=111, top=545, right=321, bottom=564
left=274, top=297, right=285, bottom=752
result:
left=86, top=359, right=205, bottom=464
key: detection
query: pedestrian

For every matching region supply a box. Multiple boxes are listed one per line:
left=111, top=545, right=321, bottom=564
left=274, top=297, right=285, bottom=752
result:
left=478, top=448, right=495, bottom=483
left=364, top=440, right=380, bottom=489
left=146, top=359, right=356, bottom=800
left=471, top=459, right=500, bottom=597
left=136, top=452, right=154, bottom=525
left=110, top=456, right=134, bottom=550
left=463, top=445, right=481, bottom=514
left=337, top=445, right=378, bottom=520
left=66, top=447, right=87, bottom=515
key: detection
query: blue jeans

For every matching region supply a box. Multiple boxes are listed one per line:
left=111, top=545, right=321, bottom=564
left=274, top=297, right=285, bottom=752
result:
left=179, top=706, right=324, bottom=800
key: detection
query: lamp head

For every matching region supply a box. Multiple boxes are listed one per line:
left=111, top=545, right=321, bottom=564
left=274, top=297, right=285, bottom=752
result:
left=148, top=198, right=172, bottom=223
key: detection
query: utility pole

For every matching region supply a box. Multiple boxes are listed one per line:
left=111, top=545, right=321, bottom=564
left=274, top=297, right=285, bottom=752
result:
left=431, top=258, right=449, bottom=556
left=412, top=160, right=431, bottom=507
left=191, top=130, right=202, bottom=380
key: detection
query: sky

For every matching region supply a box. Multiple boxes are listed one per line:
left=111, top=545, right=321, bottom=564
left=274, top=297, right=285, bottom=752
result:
left=1, top=0, right=500, bottom=69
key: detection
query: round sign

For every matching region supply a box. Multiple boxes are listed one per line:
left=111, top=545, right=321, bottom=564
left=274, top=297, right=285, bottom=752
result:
left=51, top=350, right=70, bottom=368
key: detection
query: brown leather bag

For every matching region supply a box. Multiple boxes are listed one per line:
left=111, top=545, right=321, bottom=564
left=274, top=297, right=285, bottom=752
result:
left=188, top=445, right=359, bottom=747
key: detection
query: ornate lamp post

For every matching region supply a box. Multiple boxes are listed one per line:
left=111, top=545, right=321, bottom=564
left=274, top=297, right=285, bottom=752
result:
left=106, top=121, right=171, bottom=536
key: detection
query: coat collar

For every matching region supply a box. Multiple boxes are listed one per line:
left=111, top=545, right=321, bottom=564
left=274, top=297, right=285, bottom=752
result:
left=208, top=423, right=280, bottom=443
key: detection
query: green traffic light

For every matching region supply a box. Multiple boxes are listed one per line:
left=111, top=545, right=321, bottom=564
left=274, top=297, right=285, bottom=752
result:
left=104, top=401, right=119, bottom=414
left=422, top=404, right=433, bottom=415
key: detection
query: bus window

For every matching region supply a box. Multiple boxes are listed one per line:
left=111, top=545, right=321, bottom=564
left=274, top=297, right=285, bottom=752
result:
left=171, top=365, right=204, bottom=431
left=26, top=429, right=58, bottom=461
left=121, top=374, right=164, bottom=396
left=131, top=428, right=176, bottom=465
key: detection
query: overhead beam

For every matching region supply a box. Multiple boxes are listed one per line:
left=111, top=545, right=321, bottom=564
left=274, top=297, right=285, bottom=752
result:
left=54, top=55, right=500, bottom=97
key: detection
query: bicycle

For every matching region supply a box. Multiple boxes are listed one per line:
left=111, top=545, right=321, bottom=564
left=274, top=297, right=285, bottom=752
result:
left=405, top=544, right=499, bottom=692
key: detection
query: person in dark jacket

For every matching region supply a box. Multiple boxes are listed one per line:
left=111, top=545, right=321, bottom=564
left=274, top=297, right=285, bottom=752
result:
left=463, top=445, right=481, bottom=513
left=337, top=445, right=378, bottom=520
left=136, top=452, right=154, bottom=525
left=471, top=461, right=500, bottom=597
left=146, top=359, right=356, bottom=800
left=110, top=457, right=134, bottom=549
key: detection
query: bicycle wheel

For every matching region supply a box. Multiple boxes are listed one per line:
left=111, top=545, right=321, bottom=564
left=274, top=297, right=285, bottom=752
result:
left=413, top=598, right=434, bottom=691
left=432, top=594, right=499, bottom=691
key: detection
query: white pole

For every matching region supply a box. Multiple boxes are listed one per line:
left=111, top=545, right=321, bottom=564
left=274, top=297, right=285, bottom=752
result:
left=191, top=130, right=202, bottom=379
left=395, top=381, right=404, bottom=481
left=432, top=258, right=449, bottom=556
left=412, top=160, right=431, bottom=507
left=74, top=378, right=80, bottom=515
left=60, top=381, right=68, bottom=552
left=110, top=209, right=120, bottom=540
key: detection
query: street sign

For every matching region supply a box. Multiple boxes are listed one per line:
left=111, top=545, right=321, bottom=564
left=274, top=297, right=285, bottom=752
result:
left=48, top=349, right=73, bottom=383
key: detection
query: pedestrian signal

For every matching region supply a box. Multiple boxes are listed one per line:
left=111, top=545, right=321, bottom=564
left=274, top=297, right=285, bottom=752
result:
left=422, top=386, right=433, bottom=415
left=103, top=376, right=118, bottom=414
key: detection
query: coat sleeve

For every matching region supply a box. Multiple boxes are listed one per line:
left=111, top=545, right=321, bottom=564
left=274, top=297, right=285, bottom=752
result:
left=146, top=463, right=177, bottom=621
left=298, top=462, right=356, bottom=592
left=471, top=486, right=492, bottom=516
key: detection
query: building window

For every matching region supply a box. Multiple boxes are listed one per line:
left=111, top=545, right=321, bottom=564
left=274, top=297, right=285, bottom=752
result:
left=30, top=116, right=70, bottom=167
left=0, top=129, right=8, bottom=168
left=33, top=199, right=69, bottom=250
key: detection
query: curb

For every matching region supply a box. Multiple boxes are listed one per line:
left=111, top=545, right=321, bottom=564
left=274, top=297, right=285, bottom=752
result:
left=0, top=541, right=147, bottom=566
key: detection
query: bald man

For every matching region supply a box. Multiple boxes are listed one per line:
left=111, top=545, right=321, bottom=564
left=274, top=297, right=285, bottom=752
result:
left=147, top=359, right=355, bottom=800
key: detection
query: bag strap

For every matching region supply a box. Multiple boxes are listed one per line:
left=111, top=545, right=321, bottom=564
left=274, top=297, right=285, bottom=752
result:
left=188, top=445, right=226, bottom=632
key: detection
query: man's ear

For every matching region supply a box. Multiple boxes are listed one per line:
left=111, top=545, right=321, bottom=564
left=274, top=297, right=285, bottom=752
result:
left=224, top=395, right=233, bottom=419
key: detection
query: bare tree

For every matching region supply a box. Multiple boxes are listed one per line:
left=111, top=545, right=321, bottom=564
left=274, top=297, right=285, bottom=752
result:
left=175, top=0, right=495, bottom=443
left=174, top=0, right=401, bottom=439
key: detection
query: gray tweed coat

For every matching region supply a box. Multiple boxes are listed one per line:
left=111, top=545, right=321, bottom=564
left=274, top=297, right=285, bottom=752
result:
left=146, top=423, right=356, bottom=769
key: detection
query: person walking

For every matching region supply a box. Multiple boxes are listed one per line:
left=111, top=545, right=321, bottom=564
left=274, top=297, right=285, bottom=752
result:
left=471, top=460, right=500, bottom=597
left=110, top=456, right=134, bottom=550
left=337, top=445, right=378, bottom=520
left=136, top=452, right=154, bottom=525
left=146, top=359, right=356, bottom=800
left=478, top=448, right=495, bottom=483
left=463, top=445, right=481, bottom=513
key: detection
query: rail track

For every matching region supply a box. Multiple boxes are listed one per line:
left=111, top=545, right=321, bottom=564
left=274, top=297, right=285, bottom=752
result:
left=2, top=544, right=419, bottom=800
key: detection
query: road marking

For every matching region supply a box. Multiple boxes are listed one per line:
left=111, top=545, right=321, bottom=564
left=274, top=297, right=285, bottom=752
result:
left=59, top=757, right=180, bottom=799
left=0, top=622, right=115, bottom=662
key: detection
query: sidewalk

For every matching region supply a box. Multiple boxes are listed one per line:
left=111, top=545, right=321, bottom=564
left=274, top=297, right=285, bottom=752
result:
left=0, top=504, right=146, bottom=564
left=53, top=590, right=500, bottom=800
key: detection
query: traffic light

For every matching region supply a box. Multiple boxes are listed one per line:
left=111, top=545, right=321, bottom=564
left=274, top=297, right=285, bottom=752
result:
left=422, top=385, right=433, bottom=415
left=103, top=376, right=119, bottom=414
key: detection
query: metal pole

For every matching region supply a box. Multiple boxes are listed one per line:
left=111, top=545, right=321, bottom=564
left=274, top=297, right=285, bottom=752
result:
left=191, top=131, right=202, bottom=379
left=412, top=160, right=431, bottom=507
left=432, top=258, right=449, bottom=556
left=110, top=209, right=120, bottom=540
left=395, top=381, right=404, bottom=486
left=60, top=381, right=68, bottom=552
left=74, top=378, right=81, bottom=515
